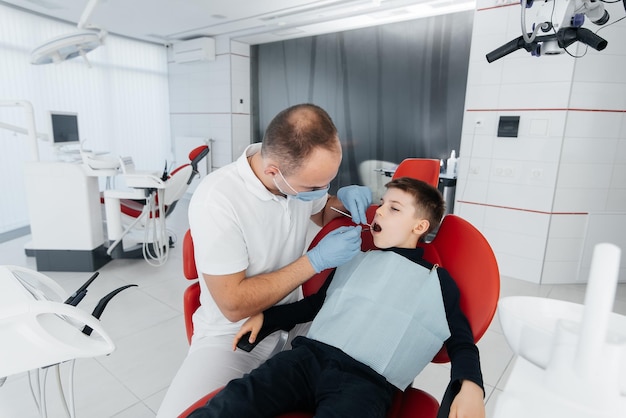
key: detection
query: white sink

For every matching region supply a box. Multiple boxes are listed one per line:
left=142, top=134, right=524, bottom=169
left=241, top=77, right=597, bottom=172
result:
left=498, top=296, right=626, bottom=369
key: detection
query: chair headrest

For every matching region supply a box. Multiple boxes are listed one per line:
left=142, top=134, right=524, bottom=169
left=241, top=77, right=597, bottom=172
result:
left=392, top=158, right=440, bottom=187
left=189, top=145, right=209, bottom=170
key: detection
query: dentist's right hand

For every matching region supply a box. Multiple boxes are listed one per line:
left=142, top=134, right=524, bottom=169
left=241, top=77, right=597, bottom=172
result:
left=306, top=226, right=362, bottom=273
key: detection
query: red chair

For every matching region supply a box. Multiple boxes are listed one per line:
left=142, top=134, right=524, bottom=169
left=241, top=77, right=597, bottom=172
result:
left=116, top=145, right=209, bottom=220
left=178, top=206, right=500, bottom=418
left=182, top=230, right=200, bottom=344
left=392, top=158, right=440, bottom=188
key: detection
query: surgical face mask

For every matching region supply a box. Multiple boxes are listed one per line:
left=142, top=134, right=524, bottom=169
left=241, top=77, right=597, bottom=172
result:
left=273, top=168, right=329, bottom=202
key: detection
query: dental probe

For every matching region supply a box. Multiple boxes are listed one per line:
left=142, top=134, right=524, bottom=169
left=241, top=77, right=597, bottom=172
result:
left=330, top=206, right=371, bottom=227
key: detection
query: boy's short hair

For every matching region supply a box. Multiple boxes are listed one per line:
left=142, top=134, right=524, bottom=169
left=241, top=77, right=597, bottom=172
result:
left=384, top=177, right=445, bottom=237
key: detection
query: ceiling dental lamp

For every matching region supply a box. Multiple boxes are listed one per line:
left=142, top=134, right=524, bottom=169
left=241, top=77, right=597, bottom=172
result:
left=30, top=0, right=106, bottom=66
left=31, top=29, right=104, bottom=65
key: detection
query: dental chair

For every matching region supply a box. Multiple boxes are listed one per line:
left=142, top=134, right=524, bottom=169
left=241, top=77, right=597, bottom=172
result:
left=392, top=158, right=441, bottom=188
left=115, top=145, right=209, bottom=221
left=103, top=145, right=209, bottom=263
left=178, top=205, right=500, bottom=417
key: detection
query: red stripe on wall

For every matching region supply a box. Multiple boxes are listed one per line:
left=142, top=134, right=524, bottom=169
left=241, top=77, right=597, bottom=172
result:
left=466, top=108, right=626, bottom=113
left=477, top=3, right=518, bottom=12
left=457, top=200, right=588, bottom=215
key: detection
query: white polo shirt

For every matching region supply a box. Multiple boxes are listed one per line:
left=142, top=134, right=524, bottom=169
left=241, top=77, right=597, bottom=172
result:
left=188, top=143, right=327, bottom=337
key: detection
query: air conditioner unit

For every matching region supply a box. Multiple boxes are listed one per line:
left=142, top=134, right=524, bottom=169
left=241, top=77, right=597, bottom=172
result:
left=173, top=37, right=215, bottom=63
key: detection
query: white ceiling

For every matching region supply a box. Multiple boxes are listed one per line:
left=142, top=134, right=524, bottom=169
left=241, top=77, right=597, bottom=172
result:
left=1, top=0, right=476, bottom=45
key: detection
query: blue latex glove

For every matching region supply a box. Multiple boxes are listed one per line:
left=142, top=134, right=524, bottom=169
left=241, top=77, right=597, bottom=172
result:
left=307, top=226, right=362, bottom=273
left=337, top=185, right=372, bottom=226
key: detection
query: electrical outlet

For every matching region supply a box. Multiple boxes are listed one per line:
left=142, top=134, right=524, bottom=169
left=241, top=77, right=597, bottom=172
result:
left=494, top=166, right=515, bottom=177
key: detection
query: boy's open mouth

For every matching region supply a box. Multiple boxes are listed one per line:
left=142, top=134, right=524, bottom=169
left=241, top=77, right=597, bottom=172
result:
left=372, top=222, right=382, bottom=232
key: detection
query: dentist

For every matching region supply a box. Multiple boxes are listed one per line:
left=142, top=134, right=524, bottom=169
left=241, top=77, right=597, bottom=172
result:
left=157, top=103, right=371, bottom=417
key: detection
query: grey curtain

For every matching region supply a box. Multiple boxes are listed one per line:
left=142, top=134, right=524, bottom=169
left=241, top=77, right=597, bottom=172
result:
left=253, top=11, right=473, bottom=190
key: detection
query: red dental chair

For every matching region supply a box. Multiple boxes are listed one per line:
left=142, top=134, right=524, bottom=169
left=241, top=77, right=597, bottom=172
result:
left=177, top=205, right=500, bottom=417
left=116, top=145, right=209, bottom=220
left=392, top=158, right=440, bottom=188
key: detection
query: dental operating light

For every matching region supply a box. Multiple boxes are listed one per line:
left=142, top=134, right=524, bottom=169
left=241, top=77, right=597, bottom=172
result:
left=31, top=29, right=104, bottom=65
left=30, top=0, right=106, bottom=66
left=486, top=0, right=626, bottom=62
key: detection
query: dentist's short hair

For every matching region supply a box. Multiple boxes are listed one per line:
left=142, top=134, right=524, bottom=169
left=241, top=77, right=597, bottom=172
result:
left=261, top=103, right=340, bottom=176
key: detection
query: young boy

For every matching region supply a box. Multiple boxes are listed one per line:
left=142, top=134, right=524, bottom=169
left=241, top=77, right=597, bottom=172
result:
left=188, top=177, right=485, bottom=418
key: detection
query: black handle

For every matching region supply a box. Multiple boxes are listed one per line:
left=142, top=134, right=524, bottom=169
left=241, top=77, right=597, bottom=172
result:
left=64, top=271, right=99, bottom=305
left=486, top=36, right=527, bottom=63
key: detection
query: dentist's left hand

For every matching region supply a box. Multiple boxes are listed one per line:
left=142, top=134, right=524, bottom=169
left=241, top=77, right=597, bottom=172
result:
left=337, top=185, right=372, bottom=226
left=306, top=226, right=362, bottom=273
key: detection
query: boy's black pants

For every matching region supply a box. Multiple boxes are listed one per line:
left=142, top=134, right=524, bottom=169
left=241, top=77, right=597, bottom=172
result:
left=188, top=336, right=395, bottom=418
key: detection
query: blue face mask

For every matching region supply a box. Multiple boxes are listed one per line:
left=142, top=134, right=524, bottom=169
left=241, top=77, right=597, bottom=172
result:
left=290, top=188, right=329, bottom=201
left=273, top=168, right=329, bottom=202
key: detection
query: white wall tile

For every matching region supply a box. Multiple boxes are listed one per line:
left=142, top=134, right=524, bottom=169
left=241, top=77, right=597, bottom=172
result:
left=498, top=82, right=573, bottom=109
left=553, top=187, right=609, bottom=212
left=501, top=55, right=575, bottom=84
left=540, top=111, right=568, bottom=137
left=231, top=55, right=250, bottom=114
left=454, top=202, right=487, bottom=229
left=231, top=114, right=251, bottom=158
left=582, top=213, right=626, bottom=254
left=565, top=111, right=623, bottom=138
left=556, top=163, right=612, bottom=188
left=486, top=181, right=554, bottom=212
left=615, top=135, right=626, bottom=160
left=547, top=214, right=588, bottom=238
left=483, top=206, right=550, bottom=237
left=230, top=54, right=250, bottom=73
left=474, top=33, right=508, bottom=64
left=462, top=111, right=498, bottom=135
left=457, top=177, right=489, bottom=203
left=561, top=137, right=619, bottom=164
left=474, top=3, right=509, bottom=35
left=491, top=135, right=562, bottom=163
left=544, top=237, right=585, bottom=262
left=458, top=133, right=475, bottom=163
left=610, top=163, right=626, bottom=188
left=606, top=188, right=626, bottom=211
left=579, top=212, right=626, bottom=283
left=573, top=54, right=626, bottom=84
left=230, top=41, right=250, bottom=57
left=569, top=82, right=626, bottom=110
left=464, top=156, right=492, bottom=182
left=495, top=251, right=543, bottom=283
left=487, top=226, right=548, bottom=262
left=464, top=84, right=501, bottom=109
left=470, top=134, right=495, bottom=158
left=541, top=261, right=584, bottom=284
left=488, top=158, right=524, bottom=183
left=214, top=35, right=231, bottom=55
left=466, top=59, right=503, bottom=85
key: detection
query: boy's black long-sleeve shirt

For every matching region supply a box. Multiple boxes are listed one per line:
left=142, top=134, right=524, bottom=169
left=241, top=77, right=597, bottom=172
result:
left=251, top=247, right=484, bottom=393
